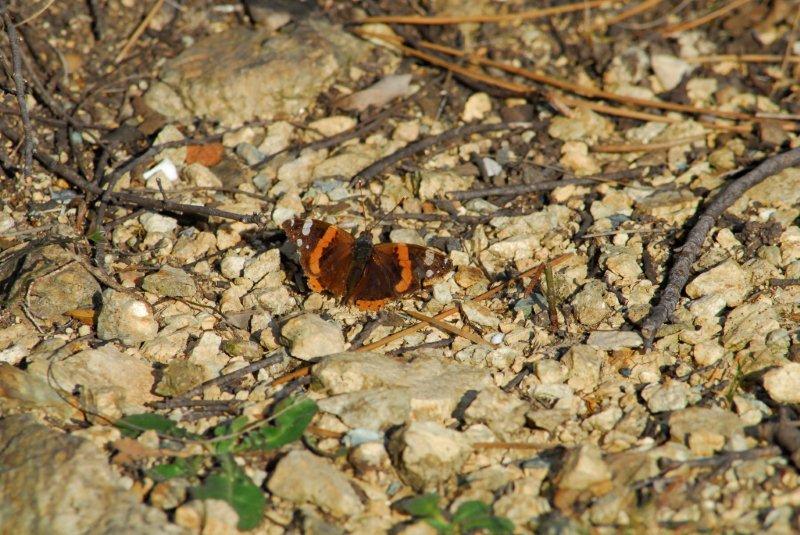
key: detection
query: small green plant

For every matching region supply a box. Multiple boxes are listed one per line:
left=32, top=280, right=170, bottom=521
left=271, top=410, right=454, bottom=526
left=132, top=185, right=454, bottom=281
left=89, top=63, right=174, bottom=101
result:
left=724, top=361, right=744, bottom=408
left=115, top=396, right=317, bottom=530
left=398, top=493, right=514, bottom=535
left=543, top=264, right=561, bottom=331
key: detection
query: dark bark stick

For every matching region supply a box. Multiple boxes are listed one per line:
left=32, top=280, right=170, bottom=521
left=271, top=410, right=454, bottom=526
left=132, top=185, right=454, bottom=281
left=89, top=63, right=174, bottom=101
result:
left=350, top=121, right=534, bottom=187
left=171, top=350, right=286, bottom=401
left=449, top=167, right=648, bottom=200
left=0, top=123, right=263, bottom=224
left=254, top=101, right=401, bottom=170
left=641, top=146, right=800, bottom=348
left=2, top=11, right=35, bottom=176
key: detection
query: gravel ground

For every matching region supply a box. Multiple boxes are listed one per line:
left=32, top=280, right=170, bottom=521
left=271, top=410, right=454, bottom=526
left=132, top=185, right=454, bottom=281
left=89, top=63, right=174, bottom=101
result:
left=1, top=1, right=800, bottom=533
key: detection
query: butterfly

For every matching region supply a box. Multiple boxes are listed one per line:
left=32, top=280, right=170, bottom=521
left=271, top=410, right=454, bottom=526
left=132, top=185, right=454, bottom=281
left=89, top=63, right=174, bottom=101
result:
left=282, top=217, right=452, bottom=311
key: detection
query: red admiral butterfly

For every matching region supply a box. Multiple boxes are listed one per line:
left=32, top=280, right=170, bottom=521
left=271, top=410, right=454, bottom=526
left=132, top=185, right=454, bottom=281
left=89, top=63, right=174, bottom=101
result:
left=282, top=217, right=452, bottom=311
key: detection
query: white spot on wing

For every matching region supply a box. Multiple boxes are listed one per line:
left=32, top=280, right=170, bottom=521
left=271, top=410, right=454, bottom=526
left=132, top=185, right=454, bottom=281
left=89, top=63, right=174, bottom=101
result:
left=425, top=269, right=434, bottom=278
left=301, top=218, right=313, bottom=236
left=424, top=249, right=435, bottom=266
left=296, top=238, right=303, bottom=247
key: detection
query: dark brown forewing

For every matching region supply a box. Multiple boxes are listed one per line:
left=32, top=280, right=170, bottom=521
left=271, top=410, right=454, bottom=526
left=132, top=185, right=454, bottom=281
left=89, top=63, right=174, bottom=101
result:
left=348, top=243, right=452, bottom=311
left=400, top=244, right=452, bottom=288
left=282, top=218, right=355, bottom=297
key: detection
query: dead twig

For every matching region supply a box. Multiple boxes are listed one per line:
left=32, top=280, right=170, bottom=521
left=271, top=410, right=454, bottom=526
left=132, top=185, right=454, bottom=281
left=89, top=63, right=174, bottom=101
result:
left=255, top=100, right=404, bottom=170
left=115, top=0, right=165, bottom=64
left=357, top=254, right=572, bottom=353
left=660, top=0, right=753, bottom=36
left=170, top=350, right=286, bottom=401
left=351, top=121, right=533, bottom=187
left=0, top=123, right=263, bottom=224
left=604, top=0, right=664, bottom=26
left=640, top=146, right=800, bottom=348
left=356, top=0, right=612, bottom=25
left=404, top=308, right=491, bottom=347
left=685, top=54, right=800, bottom=64
left=449, top=167, right=648, bottom=200
left=1, top=10, right=36, bottom=176
left=593, top=134, right=709, bottom=153
left=363, top=31, right=793, bottom=127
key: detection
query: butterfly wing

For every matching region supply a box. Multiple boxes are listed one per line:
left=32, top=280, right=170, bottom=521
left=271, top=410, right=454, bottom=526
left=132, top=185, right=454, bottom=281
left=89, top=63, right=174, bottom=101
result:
left=348, top=243, right=452, bottom=311
left=282, top=218, right=355, bottom=297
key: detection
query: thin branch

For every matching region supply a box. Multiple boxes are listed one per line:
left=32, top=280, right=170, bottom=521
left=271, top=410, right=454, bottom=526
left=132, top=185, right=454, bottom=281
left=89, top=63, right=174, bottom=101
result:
left=2, top=10, right=36, bottom=176
left=660, top=0, right=753, bottom=36
left=115, top=0, right=165, bottom=64
left=685, top=54, right=800, bottom=64
left=448, top=167, right=647, bottom=200
left=255, top=100, right=403, bottom=169
left=351, top=121, right=533, bottom=187
left=356, top=0, right=613, bottom=25
left=640, top=146, right=800, bottom=347
left=404, top=308, right=491, bottom=347
left=593, top=134, right=709, bottom=153
left=357, top=30, right=795, bottom=127
left=0, top=123, right=263, bottom=224
left=604, top=0, right=664, bottom=26
left=171, top=350, right=286, bottom=401
left=14, top=0, right=56, bottom=26
left=356, top=254, right=572, bottom=353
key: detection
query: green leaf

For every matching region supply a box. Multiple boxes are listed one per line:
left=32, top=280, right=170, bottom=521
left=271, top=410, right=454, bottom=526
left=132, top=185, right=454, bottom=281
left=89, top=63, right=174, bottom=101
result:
left=213, top=415, right=250, bottom=454
left=457, top=514, right=514, bottom=535
left=424, top=517, right=453, bottom=534
left=239, top=397, right=317, bottom=452
left=115, top=413, right=184, bottom=438
left=192, top=465, right=265, bottom=530
left=87, top=229, right=104, bottom=244
left=147, top=457, right=202, bottom=481
left=399, top=493, right=443, bottom=518
left=452, top=501, right=491, bottom=523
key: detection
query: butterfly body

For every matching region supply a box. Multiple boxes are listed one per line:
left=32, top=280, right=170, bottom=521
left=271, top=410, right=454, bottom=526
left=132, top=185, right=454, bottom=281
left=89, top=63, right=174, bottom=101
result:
left=282, top=218, right=452, bottom=311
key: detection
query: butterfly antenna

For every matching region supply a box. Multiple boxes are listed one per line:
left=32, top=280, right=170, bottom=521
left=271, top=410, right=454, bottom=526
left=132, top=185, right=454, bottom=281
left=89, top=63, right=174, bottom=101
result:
left=372, top=196, right=405, bottom=230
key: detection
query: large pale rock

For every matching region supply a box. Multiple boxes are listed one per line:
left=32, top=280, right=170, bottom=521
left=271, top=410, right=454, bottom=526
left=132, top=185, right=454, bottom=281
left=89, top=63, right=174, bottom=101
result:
left=562, top=345, right=604, bottom=393
left=281, top=313, right=346, bottom=361
left=26, top=263, right=101, bottom=322
left=27, top=346, right=156, bottom=414
left=556, top=444, right=611, bottom=491
left=97, top=289, right=158, bottom=346
left=142, top=266, right=196, bottom=297
left=268, top=450, right=364, bottom=518
left=0, top=415, right=186, bottom=534
left=668, top=407, right=743, bottom=443
left=145, top=21, right=371, bottom=126
left=763, top=363, right=800, bottom=404
left=571, top=281, right=613, bottom=327
left=313, top=352, right=492, bottom=429
left=0, top=364, right=77, bottom=421
left=722, top=296, right=780, bottom=350
left=463, top=386, right=527, bottom=438
left=686, top=259, right=752, bottom=307
left=388, top=421, right=471, bottom=491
